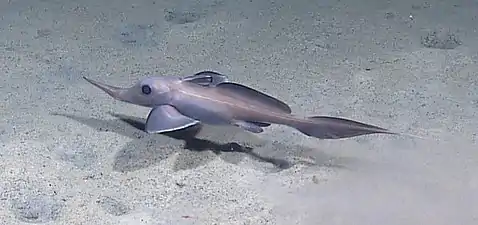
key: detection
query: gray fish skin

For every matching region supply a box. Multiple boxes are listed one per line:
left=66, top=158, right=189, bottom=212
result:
left=83, top=74, right=397, bottom=139
left=83, top=73, right=227, bottom=134
left=169, top=81, right=396, bottom=138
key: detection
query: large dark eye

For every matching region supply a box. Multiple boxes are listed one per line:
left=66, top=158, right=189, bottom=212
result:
left=141, top=85, right=152, bottom=95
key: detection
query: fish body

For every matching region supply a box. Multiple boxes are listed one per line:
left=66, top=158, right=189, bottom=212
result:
left=170, top=81, right=296, bottom=125
left=83, top=71, right=398, bottom=139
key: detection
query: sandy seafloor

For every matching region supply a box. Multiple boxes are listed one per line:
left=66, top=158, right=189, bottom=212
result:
left=1, top=0, right=477, bottom=224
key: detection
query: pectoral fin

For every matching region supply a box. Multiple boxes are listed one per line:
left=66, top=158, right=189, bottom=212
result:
left=182, top=71, right=228, bottom=87
left=216, top=82, right=292, bottom=113
left=145, top=105, right=199, bottom=133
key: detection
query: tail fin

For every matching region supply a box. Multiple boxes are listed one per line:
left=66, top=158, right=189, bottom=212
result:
left=294, top=116, right=398, bottom=139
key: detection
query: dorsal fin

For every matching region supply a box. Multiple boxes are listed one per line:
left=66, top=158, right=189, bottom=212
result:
left=216, top=82, right=292, bottom=113
left=182, top=71, right=228, bottom=87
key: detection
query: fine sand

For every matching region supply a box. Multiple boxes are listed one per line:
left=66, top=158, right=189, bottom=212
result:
left=1, top=0, right=477, bottom=224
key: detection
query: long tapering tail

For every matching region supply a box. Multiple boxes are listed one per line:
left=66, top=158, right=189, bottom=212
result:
left=293, top=116, right=398, bottom=139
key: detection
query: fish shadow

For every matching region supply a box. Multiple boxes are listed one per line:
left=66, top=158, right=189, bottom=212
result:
left=51, top=112, right=298, bottom=172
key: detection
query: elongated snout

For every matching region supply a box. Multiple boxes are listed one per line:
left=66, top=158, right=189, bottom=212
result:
left=83, top=76, right=128, bottom=100
left=83, top=76, right=174, bottom=108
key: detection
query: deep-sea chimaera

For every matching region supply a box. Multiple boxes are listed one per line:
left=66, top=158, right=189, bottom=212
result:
left=83, top=71, right=401, bottom=139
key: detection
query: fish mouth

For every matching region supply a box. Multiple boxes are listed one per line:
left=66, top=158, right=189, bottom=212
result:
left=83, top=76, right=128, bottom=100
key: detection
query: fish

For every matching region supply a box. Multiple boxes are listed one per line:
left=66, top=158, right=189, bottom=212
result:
left=82, top=71, right=402, bottom=139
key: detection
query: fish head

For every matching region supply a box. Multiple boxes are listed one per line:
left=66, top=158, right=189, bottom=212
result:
left=83, top=76, right=174, bottom=107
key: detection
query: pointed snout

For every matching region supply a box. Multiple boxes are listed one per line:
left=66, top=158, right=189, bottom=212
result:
left=83, top=76, right=126, bottom=100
